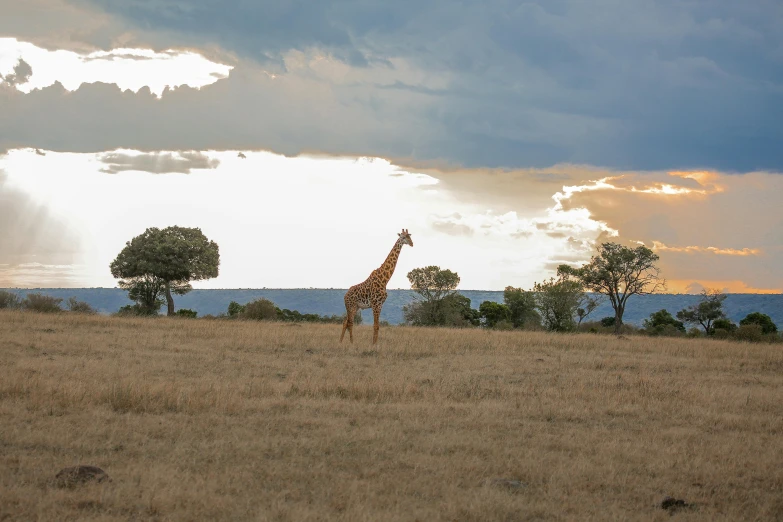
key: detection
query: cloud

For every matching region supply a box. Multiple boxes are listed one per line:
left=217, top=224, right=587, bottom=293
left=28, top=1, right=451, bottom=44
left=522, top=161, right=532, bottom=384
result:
left=652, top=242, right=761, bottom=256
left=430, top=214, right=474, bottom=237
left=99, top=151, right=220, bottom=174
left=550, top=169, right=783, bottom=292
left=1, top=58, right=32, bottom=86
left=2, top=1, right=782, bottom=171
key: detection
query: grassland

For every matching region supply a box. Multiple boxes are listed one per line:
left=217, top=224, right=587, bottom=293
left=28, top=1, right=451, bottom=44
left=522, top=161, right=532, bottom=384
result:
left=1, top=311, right=782, bottom=521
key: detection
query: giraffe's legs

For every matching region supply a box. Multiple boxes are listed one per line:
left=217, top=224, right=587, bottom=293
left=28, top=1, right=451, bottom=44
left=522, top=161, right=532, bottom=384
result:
left=372, top=307, right=381, bottom=345
left=340, top=306, right=356, bottom=343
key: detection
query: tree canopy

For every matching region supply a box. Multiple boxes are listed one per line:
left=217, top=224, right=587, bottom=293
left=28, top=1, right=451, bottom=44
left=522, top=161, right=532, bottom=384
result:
left=532, top=274, right=589, bottom=332
left=110, top=226, right=220, bottom=315
left=503, top=286, right=540, bottom=329
left=676, top=289, right=727, bottom=334
left=478, top=301, right=511, bottom=328
left=407, top=266, right=460, bottom=302
left=560, top=242, right=664, bottom=333
left=643, top=309, right=686, bottom=335
left=740, top=312, right=778, bottom=334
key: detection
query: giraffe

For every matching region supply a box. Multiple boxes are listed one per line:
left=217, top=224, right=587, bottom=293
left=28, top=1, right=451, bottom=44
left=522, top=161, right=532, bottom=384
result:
left=340, top=229, right=413, bottom=344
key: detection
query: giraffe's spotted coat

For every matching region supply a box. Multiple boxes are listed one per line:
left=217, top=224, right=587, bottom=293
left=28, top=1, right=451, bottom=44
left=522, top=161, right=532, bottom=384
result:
left=341, top=229, right=413, bottom=344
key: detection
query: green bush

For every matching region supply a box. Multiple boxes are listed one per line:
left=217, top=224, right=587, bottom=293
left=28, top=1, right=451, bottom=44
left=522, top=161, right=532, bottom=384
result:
left=739, top=312, right=777, bottom=334
left=241, top=298, right=278, bottom=321
left=115, top=304, right=158, bottom=317
left=600, top=316, right=616, bottom=328
left=67, top=297, right=96, bottom=314
left=734, top=324, right=764, bottom=343
left=686, top=327, right=702, bottom=338
left=227, top=301, right=245, bottom=317
left=0, top=290, right=21, bottom=309
left=712, top=318, right=737, bottom=332
left=643, top=309, right=685, bottom=336
left=22, top=293, right=63, bottom=313
left=175, top=308, right=198, bottom=318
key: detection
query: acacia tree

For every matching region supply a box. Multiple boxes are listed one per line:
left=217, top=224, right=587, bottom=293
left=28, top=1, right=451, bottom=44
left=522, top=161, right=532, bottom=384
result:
left=560, top=242, right=665, bottom=334
left=404, top=266, right=461, bottom=326
left=676, top=289, right=727, bottom=335
left=110, top=226, right=220, bottom=316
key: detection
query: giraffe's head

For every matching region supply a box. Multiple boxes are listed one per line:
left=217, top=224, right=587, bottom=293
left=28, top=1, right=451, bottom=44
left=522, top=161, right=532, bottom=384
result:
left=398, top=229, right=413, bottom=247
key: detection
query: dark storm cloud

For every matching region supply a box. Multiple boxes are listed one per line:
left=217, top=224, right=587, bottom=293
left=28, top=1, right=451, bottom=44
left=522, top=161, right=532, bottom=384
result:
left=4, top=0, right=782, bottom=171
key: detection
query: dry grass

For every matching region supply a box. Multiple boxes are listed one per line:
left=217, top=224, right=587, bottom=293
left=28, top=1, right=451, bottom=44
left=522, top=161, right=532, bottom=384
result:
left=1, top=311, right=782, bottom=521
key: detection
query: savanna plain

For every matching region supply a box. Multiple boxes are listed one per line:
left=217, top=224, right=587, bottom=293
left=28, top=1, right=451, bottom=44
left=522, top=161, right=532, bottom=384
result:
left=1, top=311, right=782, bottom=521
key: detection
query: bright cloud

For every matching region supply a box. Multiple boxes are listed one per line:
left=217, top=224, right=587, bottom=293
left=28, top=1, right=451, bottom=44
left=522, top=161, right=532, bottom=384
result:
left=0, top=38, right=231, bottom=96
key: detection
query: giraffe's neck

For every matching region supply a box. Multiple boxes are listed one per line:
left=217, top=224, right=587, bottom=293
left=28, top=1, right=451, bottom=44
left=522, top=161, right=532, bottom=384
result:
left=375, top=239, right=404, bottom=285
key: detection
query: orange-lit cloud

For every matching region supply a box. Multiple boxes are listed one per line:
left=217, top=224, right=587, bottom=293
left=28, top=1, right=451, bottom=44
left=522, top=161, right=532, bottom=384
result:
left=652, top=241, right=761, bottom=256
left=418, top=163, right=783, bottom=292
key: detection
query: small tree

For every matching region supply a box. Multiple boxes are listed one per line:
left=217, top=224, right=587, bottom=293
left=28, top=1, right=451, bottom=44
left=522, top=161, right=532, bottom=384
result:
left=67, top=297, right=96, bottom=314
left=643, top=309, right=685, bottom=335
left=676, top=289, right=727, bottom=335
left=241, top=298, right=278, bottom=320
left=403, top=294, right=476, bottom=327
left=0, top=290, right=21, bottom=309
left=21, top=293, right=63, bottom=313
left=739, top=312, right=778, bottom=334
left=227, top=301, right=246, bottom=317
left=442, top=294, right=480, bottom=327
left=405, top=266, right=461, bottom=326
left=479, top=301, right=511, bottom=328
left=503, top=286, right=541, bottom=329
left=110, top=226, right=219, bottom=316
left=560, top=242, right=665, bottom=333
left=533, top=274, right=586, bottom=332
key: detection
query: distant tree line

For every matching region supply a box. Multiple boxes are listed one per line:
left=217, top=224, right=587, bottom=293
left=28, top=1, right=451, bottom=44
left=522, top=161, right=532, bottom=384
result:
left=3, top=229, right=780, bottom=344
left=0, top=291, right=96, bottom=314
left=397, top=242, right=781, bottom=344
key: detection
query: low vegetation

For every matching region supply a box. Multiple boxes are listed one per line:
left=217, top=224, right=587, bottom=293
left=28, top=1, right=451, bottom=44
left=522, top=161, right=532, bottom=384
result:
left=1, top=311, right=782, bottom=520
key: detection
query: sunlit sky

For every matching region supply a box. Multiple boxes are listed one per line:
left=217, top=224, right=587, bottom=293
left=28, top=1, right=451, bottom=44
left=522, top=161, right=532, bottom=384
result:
left=1, top=1, right=782, bottom=292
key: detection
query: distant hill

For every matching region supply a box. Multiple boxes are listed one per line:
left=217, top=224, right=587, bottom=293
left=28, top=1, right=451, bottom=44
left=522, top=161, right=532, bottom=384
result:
left=3, top=288, right=782, bottom=327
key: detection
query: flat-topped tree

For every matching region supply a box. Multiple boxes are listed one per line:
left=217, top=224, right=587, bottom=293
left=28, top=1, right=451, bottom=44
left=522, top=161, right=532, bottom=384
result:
left=559, top=242, right=665, bottom=334
left=110, top=226, right=220, bottom=316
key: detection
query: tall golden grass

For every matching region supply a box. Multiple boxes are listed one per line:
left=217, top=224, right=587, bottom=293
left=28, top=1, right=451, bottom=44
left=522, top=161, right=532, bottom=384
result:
left=1, top=310, right=782, bottom=520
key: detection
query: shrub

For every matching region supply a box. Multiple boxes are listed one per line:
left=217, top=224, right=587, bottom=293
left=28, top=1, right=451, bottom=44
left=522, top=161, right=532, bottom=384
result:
left=600, top=316, right=616, bottom=328
left=712, top=318, right=737, bottom=332
left=0, top=290, right=21, bottom=309
left=241, top=298, right=278, bottom=321
left=67, top=297, right=96, bottom=314
left=494, top=320, right=514, bottom=331
left=739, top=312, right=778, bottom=334
left=643, top=309, right=685, bottom=336
left=227, top=301, right=245, bottom=317
left=175, top=308, right=198, bottom=318
left=686, top=328, right=702, bottom=338
left=115, top=304, right=158, bottom=317
left=734, top=324, right=764, bottom=343
left=479, top=301, right=511, bottom=328
left=21, top=293, right=63, bottom=313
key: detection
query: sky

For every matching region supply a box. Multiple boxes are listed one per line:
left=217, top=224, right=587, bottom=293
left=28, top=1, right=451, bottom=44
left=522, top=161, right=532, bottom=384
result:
left=1, top=0, right=781, bottom=292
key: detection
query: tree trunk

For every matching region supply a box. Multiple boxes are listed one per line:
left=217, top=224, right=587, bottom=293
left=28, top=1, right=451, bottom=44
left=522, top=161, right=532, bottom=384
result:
left=614, top=307, right=623, bottom=334
left=165, top=282, right=175, bottom=316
